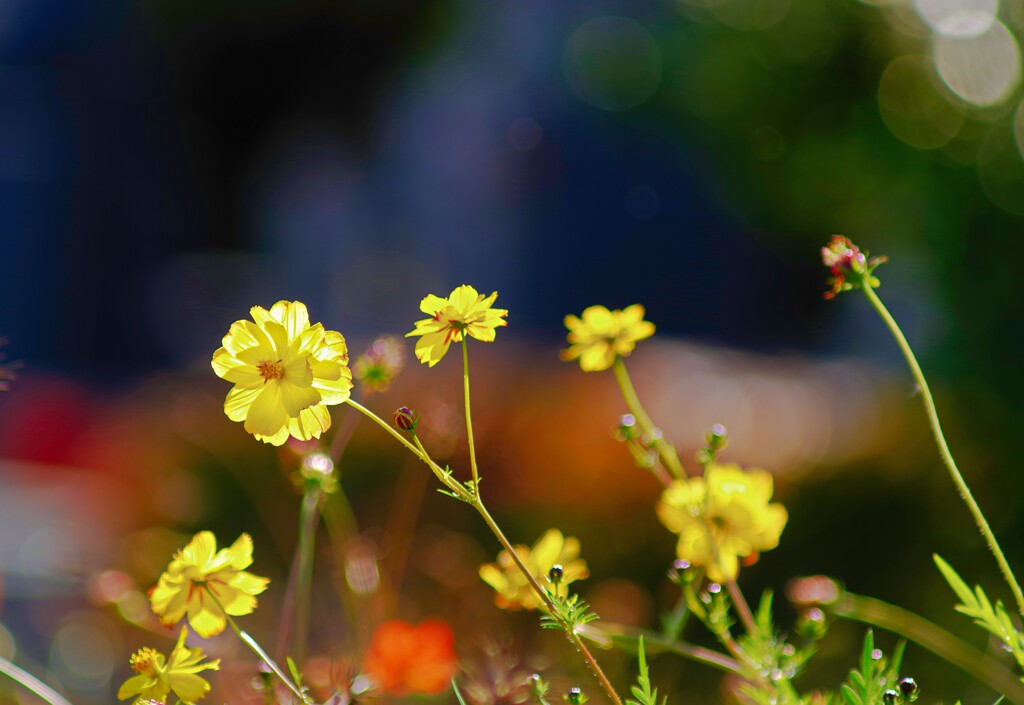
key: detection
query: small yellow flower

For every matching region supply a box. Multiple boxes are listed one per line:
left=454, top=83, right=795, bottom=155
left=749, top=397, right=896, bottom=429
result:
left=212, top=300, right=352, bottom=445
left=560, top=305, right=654, bottom=372
left=406, top=285, right=508, bottom=367
left=117, top=627, right=220, bottom=705
left=479, top=529, right=588, bottom=611
left=149, top=532, right=269, bottom=638
left=656, top=463, right=787, bottom=582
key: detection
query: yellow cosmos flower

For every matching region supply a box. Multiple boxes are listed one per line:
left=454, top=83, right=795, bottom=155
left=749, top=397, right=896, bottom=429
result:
left=149, top=532, right=269, bottom=638
left=560, top=304, right=655, bottom=372
left=479, top=529, right=589, bottom=611
left=212, top=300, right=352, bottom=446
left=656, top=463, right=788, bottom=582
left=406, top=285, right=508, bottom=367
left=117, top=627, right=220, bottom=705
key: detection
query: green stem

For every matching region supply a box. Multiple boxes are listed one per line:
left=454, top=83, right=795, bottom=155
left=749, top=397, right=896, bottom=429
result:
left=593, top=622, right=743, bottom=676
left=344, top=399, right=472, bottom=502
left=0, top=656, right=73, bottom=705
left=461, top=339, right=481, bottom=494
left=612, top=358, right=685, bottom=479
left=351, top=397, right=623, bottom=705
left=861, top=284, right=1024, bottom=620
left=293, top=489, right=321, bottom=663
left=226, top=615, right=311, bottom=704
left=829, top=590, right=1024, bottom=705
left=725, top=578, right=757, bottom=636
left=473, top=499, right=623, bottom=705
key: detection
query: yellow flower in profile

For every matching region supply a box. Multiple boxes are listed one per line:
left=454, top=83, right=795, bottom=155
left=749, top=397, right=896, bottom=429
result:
left=406, top=285, right=508, bottom=367
left=560, top=305, right=655, bottom=372
left=149, top=532, right=269, bottom=638
left=117, top=627, right=220, bottom=705
left=479, top=529, right=588, bottom=611
left=656, top=463, right=788, bottom=582
left=212, top=300, right=352, bottom=445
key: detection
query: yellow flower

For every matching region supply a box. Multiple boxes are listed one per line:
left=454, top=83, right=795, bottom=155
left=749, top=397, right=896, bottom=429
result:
left=212, top=300, right=352, bottom=446
left=479, top=529, right=588, bottom=611
left=406, top=285, right=508, bottom=367
left=149, top=532, right=270, bottom=638
left=117, top=627, right=220, bottom=705
left=656, top=463, right=788, bottom=582
left=560, top=304, right=655, bottom=372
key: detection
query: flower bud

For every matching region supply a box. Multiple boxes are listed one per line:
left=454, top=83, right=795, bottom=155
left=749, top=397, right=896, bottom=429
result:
left=393, top=407, right=418, bottom=432
left=820, top=235, right=887, bottom=299
left=548, top=564, right=564, bottom=584
left=898, top=677, right=919, bottom=702
left=564, top=687, right=588, bottom=705
left=882, top=689, right=900, bottom=705
left=795, top=607, right=828, bottom=640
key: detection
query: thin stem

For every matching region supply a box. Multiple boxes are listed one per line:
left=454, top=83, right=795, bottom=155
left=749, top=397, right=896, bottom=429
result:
left=345, top=399, right=472, bottom=502
left=473, top=499, right=623, bottom=705
left=351, top=398, right=623, bottom=704
left=612, top=359, right=685, bottom=479
left=593, top=622, right=743, bottom=676
left=226, top=615, right=311, bottom=704
left=0, top=657, right=73, bottom=705
left=461, top=339, right=481, bottom=493
left=861, top=285, right=1024, bottom=620
left=725, top=579, right=756, bottom=635
left=829, top=590, right=1024, bottom=705
left=293, top=489, right=321, bottom=663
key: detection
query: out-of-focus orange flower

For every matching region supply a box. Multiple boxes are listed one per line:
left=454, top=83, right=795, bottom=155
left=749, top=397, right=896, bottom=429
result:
left=364, top=619, right=458, bottom=695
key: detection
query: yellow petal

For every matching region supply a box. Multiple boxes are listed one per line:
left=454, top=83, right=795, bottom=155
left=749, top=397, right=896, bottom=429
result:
left=224, top=385, right=261, bottom=422
left=168, top=672, right=213, bottom=701
left=244, top=384, right=288, bottom=437
left=288, top=403, right=332, bottom=440
left=279, top=380, right=320, bottom=417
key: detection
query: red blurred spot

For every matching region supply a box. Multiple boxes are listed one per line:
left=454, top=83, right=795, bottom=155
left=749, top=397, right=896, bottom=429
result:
left=364, top=619, right=458, bottom=695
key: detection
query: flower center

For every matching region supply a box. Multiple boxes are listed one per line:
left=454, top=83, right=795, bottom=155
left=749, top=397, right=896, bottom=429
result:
left=130, top=648, right=161, bottom=676
left=257, top=360, right=285, bottom=381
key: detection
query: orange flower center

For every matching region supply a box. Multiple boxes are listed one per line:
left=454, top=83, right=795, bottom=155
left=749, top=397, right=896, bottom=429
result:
left=258, top=360, right=284, bottom=381
left=130, top=648, right=160, bottom=675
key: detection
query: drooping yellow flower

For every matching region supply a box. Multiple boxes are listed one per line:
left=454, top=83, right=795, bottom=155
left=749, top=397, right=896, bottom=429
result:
left=656, top=463, right=787, bottom=582
left=117, top=627, right=220, bottom=705
left=149, top=532, right=269, bottom=638
left=560, top=305, right=655, bottom=372
left=212, top=300, right=352, bottom=445
left=406, top=285, right=508, bottom=367
left=479, top=529, right=588, bottom=611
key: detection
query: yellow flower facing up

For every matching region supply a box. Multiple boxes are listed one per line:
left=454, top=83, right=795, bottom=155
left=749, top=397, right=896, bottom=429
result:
left=656, top=463, right=788, bottom=582
left=149, top=532, right=269, bottom=638
left=212, top=300, right=352, bottom=445
left=117, top=627, right=220, bottom=705
left=406, top=285, right=508, bottom=367
left=560, top=304, right=655, bottom=372
left=479, top=529, right=589, bottom=611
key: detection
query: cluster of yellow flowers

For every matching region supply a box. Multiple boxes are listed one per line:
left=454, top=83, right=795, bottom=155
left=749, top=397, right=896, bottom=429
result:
left=657, top=464, right=788, bottom=582
left=149, top=287, right=789, bottom=704
left=118, top=532, right=269, bottom=704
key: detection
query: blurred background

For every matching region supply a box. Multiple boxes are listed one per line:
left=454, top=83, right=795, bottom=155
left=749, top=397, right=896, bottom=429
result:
left=2, top=0, right=1024, bottom=702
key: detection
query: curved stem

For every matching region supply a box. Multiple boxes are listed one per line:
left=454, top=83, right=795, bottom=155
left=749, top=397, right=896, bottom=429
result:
left=612, top=359, right=685, bottom=479
left=293, top=489, right=321, bottom=663
left=351, top=397, right=623, bottom=705
left=861, top=285, right=1024, bottom=620
left=225, top=615, right=311, bottom=704
left=344, top=399, right=472, bottom=502
left=0, top=657, right=73, bottom=705
left=593, top=622, right=743, bottom=676
left=829, top=590, right=1024, bottom=705
left=473, top=500, right=623, bottom=705
left=461, top=339, right=481, bottom=494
